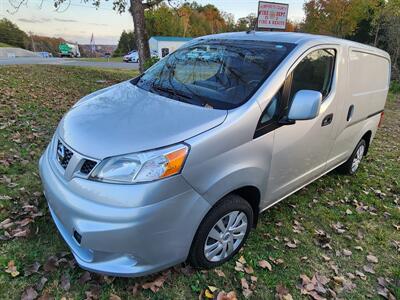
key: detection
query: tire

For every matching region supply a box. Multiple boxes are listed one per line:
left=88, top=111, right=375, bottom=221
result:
left=188, top=194, right=253, bottom=269
left=338, top=139, right=367, bottom=175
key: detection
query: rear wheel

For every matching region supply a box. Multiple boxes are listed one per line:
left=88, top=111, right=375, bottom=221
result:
left=188, top=194, right=253, bottom=269
left=338, top=139, right=367, bottom=175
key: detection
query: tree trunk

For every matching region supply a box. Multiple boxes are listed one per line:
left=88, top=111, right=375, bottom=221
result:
left=374, top=20, right=381, bottom=47
left=130, top=0, right=150, bottom=73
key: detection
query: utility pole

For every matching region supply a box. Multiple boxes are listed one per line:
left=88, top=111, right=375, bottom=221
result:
left=90, top=33, right=96, bottom=57
left=29, top=31, right=36, bottom=52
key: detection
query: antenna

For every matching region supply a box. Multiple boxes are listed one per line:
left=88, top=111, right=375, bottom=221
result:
left=29, top=31, right=36, bottom=52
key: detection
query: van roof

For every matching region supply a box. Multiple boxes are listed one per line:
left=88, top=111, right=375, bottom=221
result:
left=197, top=31, right=389, bottom=59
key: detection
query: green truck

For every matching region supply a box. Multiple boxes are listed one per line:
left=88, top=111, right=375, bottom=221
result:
left=59, top=43, right=81, bottom=58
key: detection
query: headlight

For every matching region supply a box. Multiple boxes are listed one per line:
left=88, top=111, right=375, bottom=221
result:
left=90, top=144, right=189, bottom=184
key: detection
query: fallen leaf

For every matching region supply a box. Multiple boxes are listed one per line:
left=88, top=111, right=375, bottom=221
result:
left=141, top=273, right=168, bottom=293
left=285, top=240, right=298, bottom=249
left=214, top=269, right=226, bottom=278
left=298, top=273, right=330, bottom=299
left=205, top=288, right=214, bottom=299
left=321, top=255, right=331, bottom=262
left=43, top=256, right=58, bottom=272
left=244, top=265, right=254, bottom=274
left=363, top=264, right=375, bottom=274
left=234, top=261, right=244, bottom=272
left=240, top=278, right=249, bottom=290
left=21, top=286, right=38, bottom=300
left=355, top=270, right=367, bottom=280
left=258, top=260, right=272, bottom=271
left=367, top=254, right=378, bottom=263
left=216, top=291, right=237, bottom=300
left=208, top=286, right=218, bottom=293
left=60, top=273, right=71, bottom=291
left=37, top=292, right=53, bottom=300
left=276, top=283, right=293, bottom=300
left=343, top=249, right=352, bottom=256
left=79, top=271, right=92, bottom=285
left=5, top=260, right=20, bottom=277
left=238, top=256, right=246, bottom=264
left=109, top=294, right=121, bottom=300
left=242, top=288, right=253, bottom=298
left=24, top=262, right=41, bottom=276
left=85, top=285, right=101, bottom=300
left=35, top=277, right=48, bottom=292
left=269, top=257, right=284, bottom=265
left=331, top=222, right=346, bottom=234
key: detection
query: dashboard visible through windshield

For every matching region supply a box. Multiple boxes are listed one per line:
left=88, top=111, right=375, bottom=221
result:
left=134, top=39, right=295, bottom=110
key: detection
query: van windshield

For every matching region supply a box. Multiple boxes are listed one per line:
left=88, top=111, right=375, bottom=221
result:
left=135, top=39, right=295, bottom=109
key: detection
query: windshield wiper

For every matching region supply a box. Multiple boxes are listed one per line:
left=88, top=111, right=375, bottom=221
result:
left=152, top=84, right=211, bottom=108
left=151, top=84, right=193, bottom=103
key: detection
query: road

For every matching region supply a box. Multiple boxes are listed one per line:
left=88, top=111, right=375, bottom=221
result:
left=0, top=57, right=139, bottom=70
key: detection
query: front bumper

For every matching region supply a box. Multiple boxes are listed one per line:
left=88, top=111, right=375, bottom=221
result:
left=38, top=145, right=210, bottom=277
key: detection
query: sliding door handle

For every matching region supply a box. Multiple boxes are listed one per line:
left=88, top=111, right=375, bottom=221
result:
left=347, top=105, right=354, bottom=121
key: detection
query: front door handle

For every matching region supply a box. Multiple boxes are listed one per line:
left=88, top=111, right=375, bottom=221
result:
left=322, top=113, right=334, bottom=127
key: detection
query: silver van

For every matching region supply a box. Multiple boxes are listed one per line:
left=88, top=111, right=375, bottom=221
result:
left=39, top=32, right=390, bottom=277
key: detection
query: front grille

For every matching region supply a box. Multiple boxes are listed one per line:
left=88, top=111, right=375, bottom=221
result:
left=57, top=140, right=73, bottom=169
left=80, top=159, right=97, bottom=175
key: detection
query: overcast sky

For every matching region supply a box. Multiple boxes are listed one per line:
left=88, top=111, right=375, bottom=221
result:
left=0, top=0, right=305, bottom=44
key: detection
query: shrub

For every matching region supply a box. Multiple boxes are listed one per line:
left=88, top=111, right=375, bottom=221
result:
left=143, top=56, right=160, bottom=70
left=389, top=80, right=400, bottom=94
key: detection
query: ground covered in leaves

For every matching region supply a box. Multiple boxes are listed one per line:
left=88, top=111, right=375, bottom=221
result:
left=0, top=65, right=399, bottom=300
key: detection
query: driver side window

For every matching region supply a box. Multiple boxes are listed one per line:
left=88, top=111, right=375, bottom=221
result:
left=289, top=49, right=336, bottom=102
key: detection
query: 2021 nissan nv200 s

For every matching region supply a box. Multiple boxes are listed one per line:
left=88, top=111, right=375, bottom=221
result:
left=39, top=32, right=390, bottom=276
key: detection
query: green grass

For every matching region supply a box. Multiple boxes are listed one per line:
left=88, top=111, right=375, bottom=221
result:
left=0, top=42, right=11, bottom=47
left=75, top=57, right=125, bottom=63
left=0, top=65, right=399, bottom=299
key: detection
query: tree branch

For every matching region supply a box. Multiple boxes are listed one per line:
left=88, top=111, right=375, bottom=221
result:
left=142, top=0, right=163, bottom=9
left=7, top=0, right=28, bottom=15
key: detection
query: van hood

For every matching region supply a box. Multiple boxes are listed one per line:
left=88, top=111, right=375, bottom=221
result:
left=58, top=81, right=227, bottom=159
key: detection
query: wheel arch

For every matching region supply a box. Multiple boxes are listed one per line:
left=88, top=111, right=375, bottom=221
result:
left=230, top=186, right=261, bottom=228
left=361, top=130, right=372, bottom=155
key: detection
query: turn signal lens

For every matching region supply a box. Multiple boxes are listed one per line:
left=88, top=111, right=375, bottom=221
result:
left=162, top=147, right=189, bottom=178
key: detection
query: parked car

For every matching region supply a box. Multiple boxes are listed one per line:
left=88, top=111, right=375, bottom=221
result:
left=39, top=32, right=390, bottom=277
left=123, top=50, right=139, bottom=63
left=151, top=50, right=159, bottom=59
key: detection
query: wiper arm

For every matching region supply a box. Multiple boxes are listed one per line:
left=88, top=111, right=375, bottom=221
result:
left=152, top=84, right=193, bottom=101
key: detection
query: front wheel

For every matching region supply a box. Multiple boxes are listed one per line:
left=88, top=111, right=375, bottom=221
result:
left=338, top=139, right=367, bottom=175
left=188, top=194, right=253, bottom=269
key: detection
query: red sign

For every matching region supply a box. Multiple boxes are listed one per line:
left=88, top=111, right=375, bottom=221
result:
left=257, top=1, right=289, bottom=30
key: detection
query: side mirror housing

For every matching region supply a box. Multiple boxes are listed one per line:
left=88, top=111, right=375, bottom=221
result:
left=288, top=90, right=322, bottom=120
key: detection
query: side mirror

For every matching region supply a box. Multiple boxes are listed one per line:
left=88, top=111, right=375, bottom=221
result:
left=288, top=90, right=322, bottom=120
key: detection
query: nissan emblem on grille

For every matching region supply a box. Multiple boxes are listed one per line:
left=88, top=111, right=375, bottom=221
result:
left=57, top=140, right=73, bottom=169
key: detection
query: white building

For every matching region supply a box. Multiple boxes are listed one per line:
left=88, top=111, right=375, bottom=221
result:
left=149, top=36, right=193, bottom=58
